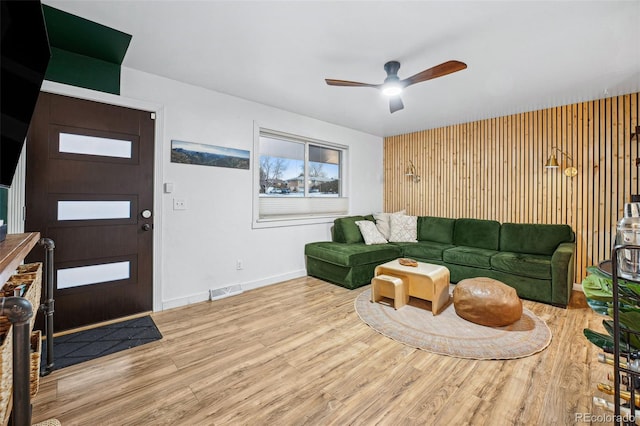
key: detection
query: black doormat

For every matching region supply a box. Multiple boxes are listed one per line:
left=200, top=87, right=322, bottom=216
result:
left=41, top=315, right=162, bottom=372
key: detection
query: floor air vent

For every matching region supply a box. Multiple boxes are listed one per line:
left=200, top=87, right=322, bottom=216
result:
left=209, top=284, right=243, bottom=301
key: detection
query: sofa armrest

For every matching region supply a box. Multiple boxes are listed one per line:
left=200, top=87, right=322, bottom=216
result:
left=551, top=242, right=576, bottom=306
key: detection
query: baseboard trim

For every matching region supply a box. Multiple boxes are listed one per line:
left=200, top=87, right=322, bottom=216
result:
left=161, top=269, right=308, bottom=310
left=240, top=269, right=307, bottom=292
left=162, top=292, right=210, bottom=310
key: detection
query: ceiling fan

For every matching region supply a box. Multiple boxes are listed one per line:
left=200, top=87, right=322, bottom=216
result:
left=325, top=60, right=467, bottom=113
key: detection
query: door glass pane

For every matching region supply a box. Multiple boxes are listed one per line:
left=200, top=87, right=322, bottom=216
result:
left=59, top=133, right=132, bottom=158
left=308, top=145, right=341, bottom=197
left=57, top=261, right=130, bottom=289
left=259, top=136, right=304, bottom=196
left=58, top=201, right=131, bottom=221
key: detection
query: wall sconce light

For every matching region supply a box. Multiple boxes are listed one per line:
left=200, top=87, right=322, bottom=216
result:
left=545, top=147, right=578, bottom=178
left=405, top=160, right=421, bottom=183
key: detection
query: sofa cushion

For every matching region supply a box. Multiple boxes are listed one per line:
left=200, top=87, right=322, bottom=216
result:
left=417, top=216, right=455, bottom=244
left=389, top=214, right=418, bottom=242
left=500, top=223, right=574, bottom=255
left=453, top=218, right=500, bottom=250
left=355, top=220, right=388, bottom=245
left=305, top=242, right=401, bottom=267
left=333, top=216, right=367, bottom=244
left=443, top=246, right=497, bottom=269
left=491, top=251, right=552, bottom=280
left=399, top=241, right=455, bottom=261
left=373, top=210, right=405, bottom=240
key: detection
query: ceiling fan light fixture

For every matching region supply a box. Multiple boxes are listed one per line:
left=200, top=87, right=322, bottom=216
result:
left=325, top=59, right=467, bottom=113
left=381, top=82, right=403, bottom=97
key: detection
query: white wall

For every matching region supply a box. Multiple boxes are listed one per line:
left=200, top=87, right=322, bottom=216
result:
left=115, top=68, right=383, bottom=309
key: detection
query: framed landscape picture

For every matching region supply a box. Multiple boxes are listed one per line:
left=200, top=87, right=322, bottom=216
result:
left=171, top=140, right=250, bottom=170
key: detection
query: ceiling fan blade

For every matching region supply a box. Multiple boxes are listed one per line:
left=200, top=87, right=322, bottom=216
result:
left=402, top=60, right=467, bottom=87
left=389, top=96, right=404, bottom=113
left=325, top=79, right=380, bottom=88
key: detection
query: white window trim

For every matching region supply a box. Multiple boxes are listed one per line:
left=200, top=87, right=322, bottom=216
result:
left=252, top=124, right=349, bottom=229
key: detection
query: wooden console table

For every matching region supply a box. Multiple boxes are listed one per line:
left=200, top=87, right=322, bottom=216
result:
left=0, top=234, right=40, bottom=286
left=0, top=232, right=40, bottom=426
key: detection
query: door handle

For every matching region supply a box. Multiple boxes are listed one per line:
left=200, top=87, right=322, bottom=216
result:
left=142, top=223, right=152, bottom=231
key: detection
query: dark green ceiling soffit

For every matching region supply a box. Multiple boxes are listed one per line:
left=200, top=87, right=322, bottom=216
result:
left=42, top=5, right=132, bottom=95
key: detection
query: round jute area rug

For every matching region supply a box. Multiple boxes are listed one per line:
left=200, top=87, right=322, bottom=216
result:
left=355, top=288, right=552, bottom=360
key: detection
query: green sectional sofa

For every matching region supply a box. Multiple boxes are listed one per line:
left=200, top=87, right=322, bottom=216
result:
left=304, top=215, right=576, bottom=307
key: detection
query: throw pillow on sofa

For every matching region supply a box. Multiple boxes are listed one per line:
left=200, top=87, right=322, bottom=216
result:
left=355, top=220, right=388, bottom=245
left=389, top=214, right=418, bottom=243
left=333, top=216, right=367, bottom=243
left=373, top=210, right=405, bottom=240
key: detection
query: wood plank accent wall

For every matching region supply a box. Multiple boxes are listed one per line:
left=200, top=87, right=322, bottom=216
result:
left=384, top=92, right=639, bottom=282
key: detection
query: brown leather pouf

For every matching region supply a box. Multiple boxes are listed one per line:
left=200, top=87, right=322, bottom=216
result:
left=453, top=277, right=523, bottom=327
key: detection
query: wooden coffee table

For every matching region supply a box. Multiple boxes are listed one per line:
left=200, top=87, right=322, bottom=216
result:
left=374, top=259, right=451, bottom=315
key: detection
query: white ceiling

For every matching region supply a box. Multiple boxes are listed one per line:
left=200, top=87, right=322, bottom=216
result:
left=43, top=0, right=640, bottom=137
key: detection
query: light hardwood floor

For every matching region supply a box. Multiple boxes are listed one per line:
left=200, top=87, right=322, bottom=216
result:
left=32, top=277, right=614, bottom=425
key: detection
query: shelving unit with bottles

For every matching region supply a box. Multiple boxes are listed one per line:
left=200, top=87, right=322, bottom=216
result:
left=612, top=245, right=640, bottom=424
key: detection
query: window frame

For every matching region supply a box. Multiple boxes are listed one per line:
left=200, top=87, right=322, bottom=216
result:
left=252, top=125, right=349, bottom=229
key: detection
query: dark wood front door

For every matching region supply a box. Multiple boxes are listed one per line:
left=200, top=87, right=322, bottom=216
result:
left=26, top=92, right=154, bottom=331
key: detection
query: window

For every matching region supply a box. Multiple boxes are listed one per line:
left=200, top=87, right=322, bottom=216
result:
left=254, top=128, right=348, bottom=226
